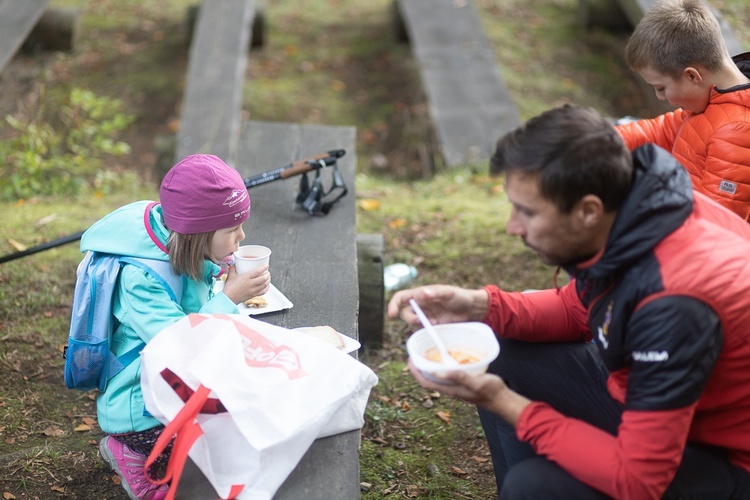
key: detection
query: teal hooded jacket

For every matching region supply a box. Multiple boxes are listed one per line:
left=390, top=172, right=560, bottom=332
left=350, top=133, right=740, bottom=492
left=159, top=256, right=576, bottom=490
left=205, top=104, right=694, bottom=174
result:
left=80, top=200, right=239, bottom=434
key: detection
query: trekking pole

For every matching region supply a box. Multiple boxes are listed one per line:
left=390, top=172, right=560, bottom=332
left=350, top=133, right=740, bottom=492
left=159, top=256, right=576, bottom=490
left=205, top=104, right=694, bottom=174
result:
left=0, top=230, right=86, bottom=264
left=0, top=150, right=347, bottom=264
left=242, top=149, right=345, bottom=189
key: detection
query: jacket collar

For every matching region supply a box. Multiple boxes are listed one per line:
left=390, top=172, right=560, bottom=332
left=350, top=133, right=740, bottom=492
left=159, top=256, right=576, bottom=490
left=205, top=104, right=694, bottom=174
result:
left=566, top=145, right=693, bottom=287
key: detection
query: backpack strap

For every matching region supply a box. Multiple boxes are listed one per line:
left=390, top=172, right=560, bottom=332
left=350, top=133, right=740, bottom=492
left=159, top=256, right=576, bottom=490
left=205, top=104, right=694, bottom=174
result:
left=113, top=257, right=185, bottom=376
left=120, top=257, right=184, bottom=302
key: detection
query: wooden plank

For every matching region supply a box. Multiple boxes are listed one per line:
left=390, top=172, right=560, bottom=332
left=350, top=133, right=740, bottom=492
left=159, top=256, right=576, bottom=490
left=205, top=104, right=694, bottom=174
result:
left=397, top=0, right=521, bottom=167
left=174, top=0, right=254, bottom=166
left=0, top=0, right=50, bottom=73
left=238, top=121, right=359, bottom=337
left=175, top=121, right=362, bottom=500
left=357, top=233, right=385, bottom=348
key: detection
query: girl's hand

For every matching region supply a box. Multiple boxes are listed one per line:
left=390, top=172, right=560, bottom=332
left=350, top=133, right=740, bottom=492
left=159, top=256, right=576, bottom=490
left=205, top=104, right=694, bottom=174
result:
left=221, top=264, right=271, bottom=303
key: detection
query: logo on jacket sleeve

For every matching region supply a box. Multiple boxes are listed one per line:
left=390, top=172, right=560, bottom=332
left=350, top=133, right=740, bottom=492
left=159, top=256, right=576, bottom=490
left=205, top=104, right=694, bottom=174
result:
left=597, top=301, right=613, bottom=349
left=719, top=180, right=737, bottom=195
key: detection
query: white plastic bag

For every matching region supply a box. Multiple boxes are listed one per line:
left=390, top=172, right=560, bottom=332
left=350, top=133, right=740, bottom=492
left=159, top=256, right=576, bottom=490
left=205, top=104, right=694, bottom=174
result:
left=140, top=313, right=378, bottom=500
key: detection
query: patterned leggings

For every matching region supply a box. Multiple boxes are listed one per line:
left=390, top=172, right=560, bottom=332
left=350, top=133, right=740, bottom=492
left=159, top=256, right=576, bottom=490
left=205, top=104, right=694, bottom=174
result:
left=113, top=426, right=173, bottom=480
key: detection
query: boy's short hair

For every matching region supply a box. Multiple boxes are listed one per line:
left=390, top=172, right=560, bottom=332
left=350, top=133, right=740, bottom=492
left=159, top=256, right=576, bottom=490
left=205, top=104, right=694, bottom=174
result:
left=625, top=0, right=726, bottom=79
left=490, top=104, right=633, bottom=214
left=167, top=231, right=215, bottom=281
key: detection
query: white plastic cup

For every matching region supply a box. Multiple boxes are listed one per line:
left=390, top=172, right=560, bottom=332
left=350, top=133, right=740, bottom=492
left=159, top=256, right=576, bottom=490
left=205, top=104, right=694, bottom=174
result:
left=233, top=245, right=271, bottom=275
left=406, top=322, right=500, bottom=384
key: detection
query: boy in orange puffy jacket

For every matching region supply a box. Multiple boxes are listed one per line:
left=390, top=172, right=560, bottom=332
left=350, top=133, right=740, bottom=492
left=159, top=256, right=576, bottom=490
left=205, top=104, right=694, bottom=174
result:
left=616, top=0, right=750, bottom=221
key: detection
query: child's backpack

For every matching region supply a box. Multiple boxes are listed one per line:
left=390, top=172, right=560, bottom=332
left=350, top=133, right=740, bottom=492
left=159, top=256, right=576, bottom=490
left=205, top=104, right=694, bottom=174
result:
left=64, top=251, right=184, bottom=392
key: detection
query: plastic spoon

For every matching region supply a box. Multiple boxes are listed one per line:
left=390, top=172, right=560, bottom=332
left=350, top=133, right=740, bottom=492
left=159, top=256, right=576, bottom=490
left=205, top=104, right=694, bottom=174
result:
left=409, top=299, right=459, bottom=366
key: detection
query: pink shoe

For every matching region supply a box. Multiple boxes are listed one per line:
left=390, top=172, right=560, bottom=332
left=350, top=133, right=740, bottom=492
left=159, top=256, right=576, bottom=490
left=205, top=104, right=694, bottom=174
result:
left=99, top=436, right=169, bottom=500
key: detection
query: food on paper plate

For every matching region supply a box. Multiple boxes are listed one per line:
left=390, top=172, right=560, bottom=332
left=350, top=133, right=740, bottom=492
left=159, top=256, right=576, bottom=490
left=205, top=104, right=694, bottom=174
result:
left=244, top=296, right=268, bottom=309
left=298, top=325, right=346, bottom=350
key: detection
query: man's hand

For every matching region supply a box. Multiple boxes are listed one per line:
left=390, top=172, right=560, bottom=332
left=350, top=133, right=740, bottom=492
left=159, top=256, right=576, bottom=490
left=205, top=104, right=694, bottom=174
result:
left=408, top=359, right=531, bottom=426
left=387, top=285, right=490, bottom=330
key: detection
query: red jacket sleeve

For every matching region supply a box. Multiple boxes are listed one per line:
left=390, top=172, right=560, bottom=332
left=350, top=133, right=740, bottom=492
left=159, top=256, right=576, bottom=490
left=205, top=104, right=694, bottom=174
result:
left=481, top=282, right=590, bottom=342
left=517, top=402, right=697, bottom=499
left=616, top=111, right=689, bottom=152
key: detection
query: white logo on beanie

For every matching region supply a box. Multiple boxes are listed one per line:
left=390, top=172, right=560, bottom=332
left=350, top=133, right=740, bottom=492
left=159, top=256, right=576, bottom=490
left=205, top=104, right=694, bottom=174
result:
left=234, top=208, right=249, bottom=220
left=224, top=190, right=248, bottom=208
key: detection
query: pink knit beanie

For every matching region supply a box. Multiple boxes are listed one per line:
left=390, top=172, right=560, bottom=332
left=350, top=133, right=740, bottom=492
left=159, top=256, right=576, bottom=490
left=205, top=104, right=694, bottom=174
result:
left=160, top=154, right=250, bottom=234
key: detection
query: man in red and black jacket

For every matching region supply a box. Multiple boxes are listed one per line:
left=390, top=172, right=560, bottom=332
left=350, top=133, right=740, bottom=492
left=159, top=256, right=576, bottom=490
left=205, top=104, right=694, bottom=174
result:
left=388, top=104, right=750, bottom=499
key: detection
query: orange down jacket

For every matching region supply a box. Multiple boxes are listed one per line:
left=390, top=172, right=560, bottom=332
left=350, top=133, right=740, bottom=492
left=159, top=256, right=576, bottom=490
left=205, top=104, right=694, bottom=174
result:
left=617, top=53, right=750, bottom=221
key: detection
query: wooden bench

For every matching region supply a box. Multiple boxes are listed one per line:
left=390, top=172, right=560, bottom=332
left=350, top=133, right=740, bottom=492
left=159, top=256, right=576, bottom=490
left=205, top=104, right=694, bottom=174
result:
left=0, top=1, right=80, bottom=75
left=0, top=0, right=50, bottom=73
left=175, top=121, right=363, bottom=499
left=171, top=0, right=384, bottom=491
left=394, top=0, right=521, bottom=167
left=174, top=0, right=256, bottom=165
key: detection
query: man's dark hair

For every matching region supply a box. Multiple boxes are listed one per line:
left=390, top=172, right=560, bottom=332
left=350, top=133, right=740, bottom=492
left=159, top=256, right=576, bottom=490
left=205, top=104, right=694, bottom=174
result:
left=490, top=104, right=633, bottom=213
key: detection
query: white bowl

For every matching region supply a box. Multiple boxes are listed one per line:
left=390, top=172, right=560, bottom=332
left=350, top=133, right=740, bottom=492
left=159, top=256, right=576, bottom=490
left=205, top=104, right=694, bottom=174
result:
left=406, top=322, right=500, bottom=384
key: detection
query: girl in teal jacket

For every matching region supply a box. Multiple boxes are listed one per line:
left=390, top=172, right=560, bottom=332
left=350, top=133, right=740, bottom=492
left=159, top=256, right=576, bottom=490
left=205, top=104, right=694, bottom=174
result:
left=81, top=154, right=270, bottom=500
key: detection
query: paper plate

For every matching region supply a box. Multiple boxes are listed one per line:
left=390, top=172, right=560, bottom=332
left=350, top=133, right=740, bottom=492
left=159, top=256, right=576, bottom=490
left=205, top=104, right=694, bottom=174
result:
left=214, top=280, right=293, bottom=316
left=292, top=327, right=361, bottom=354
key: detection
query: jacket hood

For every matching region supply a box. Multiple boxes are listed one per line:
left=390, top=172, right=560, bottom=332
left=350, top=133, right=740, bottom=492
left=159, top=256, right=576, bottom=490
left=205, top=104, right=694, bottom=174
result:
left=732, top=52, right=750, bottom=79
left=568, top=144, right=693, bottom=285
left=80, top=201, right=170, bottom=261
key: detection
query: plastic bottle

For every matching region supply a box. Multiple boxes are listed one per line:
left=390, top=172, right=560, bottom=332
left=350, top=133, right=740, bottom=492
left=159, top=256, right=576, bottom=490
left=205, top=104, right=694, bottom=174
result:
left=384, top=263, right=418, bottom=292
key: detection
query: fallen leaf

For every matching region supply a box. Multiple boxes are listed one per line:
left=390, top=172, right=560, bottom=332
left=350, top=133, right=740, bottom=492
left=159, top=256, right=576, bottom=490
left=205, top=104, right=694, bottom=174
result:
left=358, top=199, right=380, bottom=211
left=74, top=424, right=92, bottom=432
left=471, top=456, right=490, bottom=463
left=7, top=238, right=27, bottom=252
left=450, top=466, right=468, bottom=476
left=50, top=486, right=65, bottom=493
left=34, top=214, right=58, bottom=227
left=436, top=410, right=451, bottom=424
left=43, top=426, right=65, bottom=437
left=82, top=417, right=97, bottom=425
left=331, top=79, right=346, bottom=92
left=388, top=218, right=407, bottom=229
left=400, top=400, right=411, bottom=412
left=4, top=492, right=18, bottom=499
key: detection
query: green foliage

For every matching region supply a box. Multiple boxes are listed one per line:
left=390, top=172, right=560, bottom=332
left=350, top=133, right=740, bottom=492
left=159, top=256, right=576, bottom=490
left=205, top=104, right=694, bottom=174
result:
left=0, top=87, right=134, bottom=201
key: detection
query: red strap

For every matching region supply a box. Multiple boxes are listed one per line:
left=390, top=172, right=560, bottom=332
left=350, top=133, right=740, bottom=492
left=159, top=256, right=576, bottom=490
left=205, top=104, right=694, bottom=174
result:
left=161, top=368, right=227, bottom=414
left=145, top=384, right=210, bottom=497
